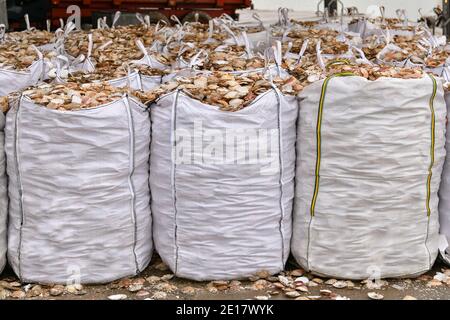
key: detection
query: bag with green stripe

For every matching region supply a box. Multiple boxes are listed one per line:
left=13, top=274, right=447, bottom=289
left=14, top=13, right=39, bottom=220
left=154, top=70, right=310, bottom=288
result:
left=292, top=73, right=446, bottom=279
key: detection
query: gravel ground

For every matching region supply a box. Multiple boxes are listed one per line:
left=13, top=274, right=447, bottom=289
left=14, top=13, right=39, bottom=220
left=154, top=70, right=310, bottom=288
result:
left=0, top=254, right=449, bottom=300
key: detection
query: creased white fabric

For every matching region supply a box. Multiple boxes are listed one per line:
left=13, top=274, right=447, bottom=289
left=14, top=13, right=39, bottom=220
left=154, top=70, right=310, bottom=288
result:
left=0, top=59, right=45, bottom=96
left=0, top=111, right=6, bottom=274
left=438, top=92, right=450, bottom=265
left=150, top=90, right=297, bottom=281
left=293, top=75, right=446, bottom=279
left=5, top=95, right=152, bottom=284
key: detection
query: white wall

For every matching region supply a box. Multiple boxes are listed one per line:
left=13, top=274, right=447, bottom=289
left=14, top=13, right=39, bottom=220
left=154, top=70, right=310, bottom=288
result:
left=252, top=0, right=441, bottom=20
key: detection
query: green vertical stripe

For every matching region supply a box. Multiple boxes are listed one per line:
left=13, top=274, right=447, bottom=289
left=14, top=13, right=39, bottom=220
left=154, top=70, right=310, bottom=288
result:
left=310, top=72, right=354, bottom=217
left=426, top=74, right=437, bottom=217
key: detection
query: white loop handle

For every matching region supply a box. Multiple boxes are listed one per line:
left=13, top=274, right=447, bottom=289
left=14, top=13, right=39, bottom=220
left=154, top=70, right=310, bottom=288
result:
left=112, top=11, right=121, bottom=28
left=136, top=13, right=145, bottom=25
left=351, top=46, right=372, bottom=65
left=24, top=14, right=33, bottom=31
left=155, top=19, right=168, bottom=33
left=98, top=40, right=113, bottom=51
left=220, top=22, right=239, bottom=45
left=189, top=49, right=208, bottom=68
left=316, top=40, right=326, bottom=71
left=71, top=54, right=86, bottom=66
left=203, top=19, right=213, bottom=41
left=379, top=6, right=386, bottom=21
left=136, top=39, right=148, bottom=57
left=252, top=13, right=264, bottom=27
left=171, top=15, right=183, bottom=26
left=31, top=45, right=43, bottom=61
left=64, top=21, right=76, bottom=36
left=144, top=15, right=151, bottom=27
left=242, top=31, right=253, bottom=59
left=87, top=33, right=93, bottom=58
left=104, top=16, right=109, bottom=29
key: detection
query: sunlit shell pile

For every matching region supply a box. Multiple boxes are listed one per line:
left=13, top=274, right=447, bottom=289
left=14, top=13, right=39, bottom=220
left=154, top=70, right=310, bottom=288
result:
left=21, top=82, right=127, bottom=110
left=326, top=63, right=424, bottom=80
left=289, top=20, right=320, bottom=28
left=0, top=43, right=56, bottom=70
left=282, top=29, right=350, bottom=56
left=203, top=51, right=265, bottom=71
left=63, top=70, right=129, bottom=84
left=63, top=25, right=159, bottom=58
left=425, top=50, right=450, bottom=68
left=130, top=64, right=168, bottom=76
left=4, top=30, right=54, bottom=46
left=143, top=73, right=303, bottom=111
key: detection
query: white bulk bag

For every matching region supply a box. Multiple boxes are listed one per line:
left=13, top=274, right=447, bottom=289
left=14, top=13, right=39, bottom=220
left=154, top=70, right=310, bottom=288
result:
left=150, top=89, right=298, bottom=281
left=376, top=43, right=424, bottom=68
left=438, top=92, right=450, bottom=265
left=0, top=110, right=6, bottom=274
left=5, top=95, right=152, bottom=284
left=67, top=35, right=143, bottom=90
left=0, top=47, right=45, bottom=96
left=292, top=74, right=446, bottom=279
left=140, top=74, right=163, bottom=91
left=132, top=40, right=168, bottom=90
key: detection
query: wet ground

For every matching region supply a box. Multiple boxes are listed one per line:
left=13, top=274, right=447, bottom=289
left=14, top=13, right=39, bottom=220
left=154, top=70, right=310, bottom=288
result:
left=0, top=255, right=449, bottom=300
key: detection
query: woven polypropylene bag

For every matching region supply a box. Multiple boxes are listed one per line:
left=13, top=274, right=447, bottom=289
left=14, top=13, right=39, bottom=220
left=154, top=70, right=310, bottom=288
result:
left=0, top=110, right=6, bottom=274
left=5, top=95, right=152, bottom=284
left=0, top=59, right=44, bottom=96
left=438, top=92, right=450, bottom=266
left=292, top=74, right=446, bottom=279
left=150, top=89, right=298, bottom=281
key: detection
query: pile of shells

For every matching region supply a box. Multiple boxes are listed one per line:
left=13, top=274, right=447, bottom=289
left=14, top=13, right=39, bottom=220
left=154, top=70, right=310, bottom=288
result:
left=362, top=43, right=385, bottom=61
left=326, top=63, right=424, bottom=80
left=361, top=35, right=429, bottom=64
left=4, top=30, right=54, bottom=46
left=282, top=29, right=350, bottom=56
left=21, top=82, right=128, bottom=110
left=425, top=50, right=449, bottom=68
left=64, top=26, right=160, bottom=58
left=58, top=64, right=168, bottom=85
left=62, top=70, right=129, bottom=84
left=203, top=51, right=265, bottom=71
left=285, top=55, right=325, bottom=86
left=290, top=20, right=320, bottom=28
left=0, top=43, right=56, bottom=70
left=130, top=64, right=168, bottom=76
left=142, top=72, right=303, bottom=111
left=94, top=45, right=145, bottom=70
left=178, top=23, right=229, bottom=43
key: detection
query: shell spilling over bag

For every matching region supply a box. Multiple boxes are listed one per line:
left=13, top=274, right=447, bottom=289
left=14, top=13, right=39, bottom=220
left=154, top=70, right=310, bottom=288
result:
left=0, top=110, right=6, bottom=274
left=292, top=74, right=446, bottom=279
left=5, top=94, right=152, bottom=284
left=150, top=89, right=298, bottom=281
left=0, top=47, right=45, bottom=96
left=438, top=92, right=450, bottom=266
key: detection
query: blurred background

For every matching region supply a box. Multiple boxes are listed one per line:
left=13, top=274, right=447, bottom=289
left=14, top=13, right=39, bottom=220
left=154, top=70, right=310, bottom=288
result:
left=0, top=0, right=446, bottom=32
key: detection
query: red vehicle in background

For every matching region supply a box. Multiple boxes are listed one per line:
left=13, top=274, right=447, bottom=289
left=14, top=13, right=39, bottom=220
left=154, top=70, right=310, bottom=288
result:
left=50, top=0, right=252, bottom=26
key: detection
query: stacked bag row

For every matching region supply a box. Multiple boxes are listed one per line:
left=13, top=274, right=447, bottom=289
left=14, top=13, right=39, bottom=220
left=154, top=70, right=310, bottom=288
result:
left=0, top=7, right=449, bottom=283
